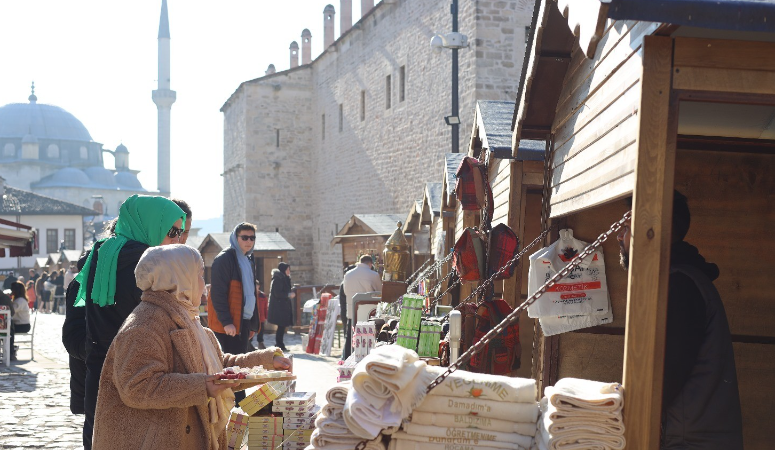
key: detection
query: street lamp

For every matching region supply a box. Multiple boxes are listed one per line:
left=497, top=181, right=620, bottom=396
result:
left=430, top=0, right=469, bottom=153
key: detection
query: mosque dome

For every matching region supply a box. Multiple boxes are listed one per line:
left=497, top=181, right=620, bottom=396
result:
left=0, top=97, right=92, bottom=142
left=115, top=143, right=128, bottom=153
left=114, top=172, right=145, bottom=190
left=83, top=166, right=118, bottom=187
left=34, top=167, right=91, bottom=188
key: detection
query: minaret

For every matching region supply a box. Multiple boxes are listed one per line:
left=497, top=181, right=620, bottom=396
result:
left=152, top=0, right=175, bottom=196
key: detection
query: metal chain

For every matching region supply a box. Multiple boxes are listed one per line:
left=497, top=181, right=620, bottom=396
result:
left=406, top=258, right=432, bottom=285
left=426, top=210, right=631, bottom=393
left=540, top=136, right=554, bottom=236
left=406, top=252, right=453, bottom=294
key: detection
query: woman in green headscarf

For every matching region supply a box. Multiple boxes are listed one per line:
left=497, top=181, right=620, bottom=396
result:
left=62, top=194, right=186, bottom=450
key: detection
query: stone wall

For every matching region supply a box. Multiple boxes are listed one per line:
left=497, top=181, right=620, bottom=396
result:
left=222, top=0, right=533, bottom=285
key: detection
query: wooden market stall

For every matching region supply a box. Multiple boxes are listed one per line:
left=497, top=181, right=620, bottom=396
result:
left=511, top=1, right=775, bottom=448
left=198, top=232, right=294, bottom=287
left=403, top=183, right=442, bottom=276
left=438, top=153, right=466, bottom=304
left=331, top=214, right=404, bottom=275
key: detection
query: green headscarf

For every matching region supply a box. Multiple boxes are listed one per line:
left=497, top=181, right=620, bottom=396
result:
left=74, top=195, right=186, bottom=307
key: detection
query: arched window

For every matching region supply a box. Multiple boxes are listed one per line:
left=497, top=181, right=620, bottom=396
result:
left=47, top=144, right=60, bottom=158
left=3, top=143, right=15, bottom=157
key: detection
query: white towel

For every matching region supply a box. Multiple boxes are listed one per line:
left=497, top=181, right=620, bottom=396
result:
left=388, top=438, right=528, bottom=450
left=410, top=410, right=536, bottom=436
left=326, top=382, right=351, bottom=408
left=359, top=345, right=423, bottom=392
left=401, top=422, right=534, bottom=450
left=343, top=388, right=402, bottom=439
left=389, top=431, right=527, bottom=450
left=415, top=395, right=539, bottom=423
left=314, top=413, right=351, bottom=436
left=538, top=419, right=625, bottom=450
left=319, top=404, right=343, bottom=421
left=540, top=398, right=624, bottom=436
left=426, top=366, right=537, bottom=403
left=546, top=378, right=623, bottom=413
left=352, top=374, right=393, bottom=409
left=310, top=428, right=364, bottom=449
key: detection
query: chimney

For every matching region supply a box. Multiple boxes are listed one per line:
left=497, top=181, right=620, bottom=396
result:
left=324, top=4, right=336, bottom=48
left=290, top=41, right=299, bottom=68
left=301, top=29, right=312, bottom=64
left=340, top=0, right=352, bottom=34
left=266, top=64, right=276, bottom=75
left=361, top=0, right=374, bottom=17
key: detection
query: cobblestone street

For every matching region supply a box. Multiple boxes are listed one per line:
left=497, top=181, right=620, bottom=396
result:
left=0, top=313, right=341, bottom=449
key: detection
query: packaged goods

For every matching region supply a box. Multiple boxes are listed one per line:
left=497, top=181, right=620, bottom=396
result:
left=239, top=381, right=288, bottom=415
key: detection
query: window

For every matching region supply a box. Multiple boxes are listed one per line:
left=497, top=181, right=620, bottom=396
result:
left=47, top=144, right=59, bottom=159
left=3, top=143, right=14, bottom=157
left=322, top=114, right=326, bottom=140
left=46, top=229, right=58, bottom=254
left=276, top=129, right=280, bottom=148
left=360, top=90, right=366, bottom=121
left=338, top=104, right=343, bottom=132
left=385, top=75, right=392, bottom=109
left=64, top=229, right=76, bottom=250
left=399, top=66, right=406, bottom=102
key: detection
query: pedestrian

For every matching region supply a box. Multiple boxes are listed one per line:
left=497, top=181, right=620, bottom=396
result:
left=64, top=263, right=77, bottom=289
left=172, top=198, right=193, bottom=245
left=28, top=268, right=39, bottom=284
left=9, top=281, right=31, bottom=361
left=255, top=279, right=269, bottom=349
left=207, top=222, right=260, bottom=402
left=342, top=255, right=382, bottom=358
left=62, top=251, right=88, bottom=417
left=92, top=244, right=290, bottom=450
left=35, top=272, right=49, bottom=313
left=268, top=262, right=295, bottom=352
left=54, top=269, right=66, bottom=313
left=63, top=194, right=186, bottom=450
left=25, top=280, right=36, bottom=310
left=618, top=191, right=743, bottom=449
left=44, top=273, right=57, bottom=313
left=3, top=271, right=16, bottom=291
left=338, top=263, right=356, bottom=360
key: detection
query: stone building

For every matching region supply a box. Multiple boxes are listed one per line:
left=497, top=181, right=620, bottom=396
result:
left=222, top=0, right=534, bottom=284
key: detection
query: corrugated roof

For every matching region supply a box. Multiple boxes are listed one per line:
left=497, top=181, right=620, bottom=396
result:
left=445, top=153, right=466, bottom=196
left=204, top=232, right=295, bottom=252
left=353, top=214, right=404, bottom=235
left=0, top=186, right=97, bottom=216
left=607, top=0, right=775, bottom=32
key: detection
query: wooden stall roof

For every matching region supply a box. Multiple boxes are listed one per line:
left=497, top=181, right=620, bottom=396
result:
left=331, top=214, right=404, bottom=247
left=34, top=257, right=48, bottom=269
left=475, top=100, right=546, bottom=161
left=185, top=235, right=205, bottom=250
left=200, top=232, right=295, bottom=253
left=59, top=250, right=83, bottom=265
left=403, top=199, right=424, bottom=234
left=423, top=182, right=443, bottom=219
left=442, top=153, right=466, bottom=210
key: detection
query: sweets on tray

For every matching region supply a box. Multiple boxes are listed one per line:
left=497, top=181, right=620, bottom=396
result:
left=213, top=366, right=293, bottom=380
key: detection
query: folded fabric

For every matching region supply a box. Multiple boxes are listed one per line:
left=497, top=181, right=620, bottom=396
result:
left=546, top=378, right=623, bottom=413
left=343, top=388, right=402, bottom=439
left=402, top=422, right=533, bottom=450
left=538, top=420, right=625, bottom=450
left=319, top=404, right=344, bottom=421
left=314, top=415, right=351, bottom=436
left=415, top=395, right=539, bottom=423
left=381, top=425, right=399, bottom=436
left=540, top=399, right=624, bottom=436
left=426, top=366, right=537, bottom=403
left=410, top=410, right=536, bottom=436
left=359, top=345, right=424, bottom=393
left=389, top=431, right=526, bottom=450
left=388, top=438, right=527, bottom=450
left=362, top=437, right=387, bottom=450
left=310, top=428, right=363, bottom=449
left=391, top=362, right=437, bottom=417
left=352, top=374, right=393, bottom=409
left=326, top=382, right=351, bottom=408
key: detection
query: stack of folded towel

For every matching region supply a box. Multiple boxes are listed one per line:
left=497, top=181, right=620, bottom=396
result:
left=388, top=367, right=540, bottom=450
left=537, top=378, right=625, bottom=450
left=343, top=345, right=437, bottom=440
left=307, top=382, right=363, bottom=450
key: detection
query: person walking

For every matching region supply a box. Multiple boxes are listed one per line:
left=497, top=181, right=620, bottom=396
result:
left=267, top=262, right=295, bottom=352
left=63, top=194, right=186, bottom=450
left=207, top=223, right=260, bottom=401
left=35, top=272, right=49, bottom=313
left=92, top=244, right=290, bottom=450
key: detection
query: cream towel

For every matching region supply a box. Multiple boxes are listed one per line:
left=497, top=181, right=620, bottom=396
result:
left=546, top=378, right=623, bottom=413
left=310, top=428, right=363, bottom=450
left=388, top=438, right=528, bottom=450
left=326, top=382, right=351, bottom=408
left=538, top=420, right=625, bottom=450
left=319, top=404, right=344, bottom=421
left=415, top=395, right=539, bottom=423
left=426, top=366, right=537, bottom=403
left=362, top=437, right=387, bottom=450
left=540, top=398, right=624, bottom=436
left=389, top=431, right=526, bottom=450
left=402, top=422, right=533, bottom=450
left=411, top=410, right=536, bottom=436
left=343, top=388, right=402, bottom=439
left=352, top=374, right=392, bottom=409
left=314, top=413, right=351, bottom=436
left=359, top=345, right=423, bottom=392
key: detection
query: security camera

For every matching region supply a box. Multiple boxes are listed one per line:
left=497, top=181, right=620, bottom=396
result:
left=430, top=34, right=444, bottom=54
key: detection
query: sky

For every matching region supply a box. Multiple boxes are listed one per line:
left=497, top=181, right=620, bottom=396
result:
left=0, top=0, right=365, bottom=222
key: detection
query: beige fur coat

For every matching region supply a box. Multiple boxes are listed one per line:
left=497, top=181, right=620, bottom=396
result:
left=92, top=290, right=277, bottom=450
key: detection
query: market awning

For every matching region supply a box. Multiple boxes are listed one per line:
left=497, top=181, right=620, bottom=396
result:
left=0, top=217, right=35, bottom=257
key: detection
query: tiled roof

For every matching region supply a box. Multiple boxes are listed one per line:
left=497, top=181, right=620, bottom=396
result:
left=353, top=214, right=404, bottom=235
left=204, top=232, right=295, bottom=252
left=0, top=186, right=97, bottom=216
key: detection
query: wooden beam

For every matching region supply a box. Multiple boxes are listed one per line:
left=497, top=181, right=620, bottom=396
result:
left=674, top=37, right=775, bottom=72
left=503, top=162, right=525, bottom=308
left=673, top=66, right=775, bottom=96
left=623, top=35, right=676, bottom=450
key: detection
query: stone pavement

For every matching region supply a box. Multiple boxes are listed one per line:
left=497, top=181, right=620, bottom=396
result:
left=0, top=313, right=345, bottom=449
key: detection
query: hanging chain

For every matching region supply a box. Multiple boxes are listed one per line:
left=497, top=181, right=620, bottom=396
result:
left=406, top=252, right=453, bottom=294
left=406, top=258, right=432, bottom=286
left=426, top=210, right=631, bottom=393
left=540, top=135, right=554, bottom=236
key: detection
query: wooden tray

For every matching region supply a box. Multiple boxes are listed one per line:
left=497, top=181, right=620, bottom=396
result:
left=212, top=374, right=296, bottom=387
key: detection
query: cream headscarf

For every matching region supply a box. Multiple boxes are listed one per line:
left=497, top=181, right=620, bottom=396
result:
left=135, top=244, right=233, bottom=448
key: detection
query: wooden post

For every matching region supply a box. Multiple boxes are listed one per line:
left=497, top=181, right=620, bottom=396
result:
left=503, top=161, right=525, bottom=308
left=622, top=35, right=676, bottom=450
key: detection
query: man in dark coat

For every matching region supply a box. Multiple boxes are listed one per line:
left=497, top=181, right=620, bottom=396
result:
left=267, top=262, right=294, bottom=352
left=339, top=264, right=356, bottom=360
left=62, top=254, right=87, bottom=415
left=618, top=191, right=743, bottom=450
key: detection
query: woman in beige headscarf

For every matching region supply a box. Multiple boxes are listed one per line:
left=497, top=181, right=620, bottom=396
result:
left=93, top=244, right=291, bottom=450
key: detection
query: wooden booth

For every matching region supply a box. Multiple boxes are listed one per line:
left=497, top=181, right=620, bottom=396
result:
left=511, top=1, right=775, bottom=448
left=403, top=182, right=442, bottom=276
left=331, top=214, right=404, bottom=275
left=198, top=232, right=294, bottom=287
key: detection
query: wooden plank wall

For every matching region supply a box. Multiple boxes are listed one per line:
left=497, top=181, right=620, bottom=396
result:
left=489, top=156, right=512, bottom=228
left=549, top=20, right=659, bottom=218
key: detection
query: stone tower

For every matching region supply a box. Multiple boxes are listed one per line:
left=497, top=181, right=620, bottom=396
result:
left=324, top=5, right=336, bottom=48
left=152, top=0, right=175, bottom=195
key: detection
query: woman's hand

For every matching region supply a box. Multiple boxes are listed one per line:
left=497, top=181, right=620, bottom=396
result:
left=273, top=356, right=292, bottom=371
left=206, top=375, right=237, bottom=398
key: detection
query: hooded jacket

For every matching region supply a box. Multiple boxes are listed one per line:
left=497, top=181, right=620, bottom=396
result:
left=661, top=241, right=743, bottom=449
left=208, top=247, right=259, bottom=335
left=267, top=269, right=294, bottom=327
